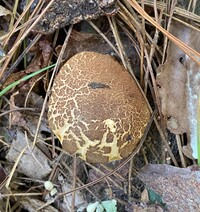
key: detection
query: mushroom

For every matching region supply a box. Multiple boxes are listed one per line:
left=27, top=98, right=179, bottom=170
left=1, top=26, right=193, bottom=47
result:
left=48, top=51, right=150, bottom=163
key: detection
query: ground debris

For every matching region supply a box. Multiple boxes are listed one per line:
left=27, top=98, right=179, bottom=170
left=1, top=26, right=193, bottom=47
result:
left=125, top=202, right=163, bottom=212
left=139, top=164, right=200, bottom=211
left=20, top=197, right=58, bottom=212
left=34, top=0, right=118, bottom=34
left=59, top=177, right=88, bottom=211
left=6, top=129, right=52, bottom=179
left=156, top=21, right=200, bottom=159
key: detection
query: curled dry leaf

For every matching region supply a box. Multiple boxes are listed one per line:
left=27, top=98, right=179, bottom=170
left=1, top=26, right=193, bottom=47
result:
left=156, top=20, right=200, bottom=159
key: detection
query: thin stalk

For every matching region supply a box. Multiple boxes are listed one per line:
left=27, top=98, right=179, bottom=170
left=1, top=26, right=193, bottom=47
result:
left=0, top=64, right=55, bottom=98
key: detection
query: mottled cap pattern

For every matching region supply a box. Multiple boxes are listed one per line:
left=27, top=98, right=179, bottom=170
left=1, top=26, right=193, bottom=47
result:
left=48, top=51, right=150, bottom=163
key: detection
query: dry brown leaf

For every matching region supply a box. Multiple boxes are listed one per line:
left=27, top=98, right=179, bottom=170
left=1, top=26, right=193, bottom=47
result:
left=55, top=29, right=139, bottom=74
left=3, top=38, right=52, bottom=93
left=6, top=129, right=52, bottom=179
left=156, top=20, right=200, bottom=159
left=139, top=164, right=200, bottom=211
left=126, top=202, right=163, bottom=212
left=24, top=38, right=52, bottom=74
left=20, top=197, right=58, bottom=212
left=10, top=92, right=27, bottom=126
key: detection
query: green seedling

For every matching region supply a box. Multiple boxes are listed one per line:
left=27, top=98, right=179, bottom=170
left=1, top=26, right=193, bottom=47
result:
left=0, top=63, right=55, bottom=98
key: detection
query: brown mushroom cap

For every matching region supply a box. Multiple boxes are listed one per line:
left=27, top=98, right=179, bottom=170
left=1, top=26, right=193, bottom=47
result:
left=48, top=51, right=150, bottom=163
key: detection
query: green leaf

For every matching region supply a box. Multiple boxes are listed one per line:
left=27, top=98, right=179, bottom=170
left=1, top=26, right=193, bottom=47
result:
left=96, top=203, right=104, bottom=212
left=102, top=199, right=117, bottom=212
left=87, top=201, right=99, bottom=212
left=0, top=63, right=55, bottom=98
left=148, top=188, right=165, bottom=206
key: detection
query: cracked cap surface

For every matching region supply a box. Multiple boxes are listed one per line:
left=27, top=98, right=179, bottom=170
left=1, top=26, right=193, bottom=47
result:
left=48, top=51, right=150, bottom=163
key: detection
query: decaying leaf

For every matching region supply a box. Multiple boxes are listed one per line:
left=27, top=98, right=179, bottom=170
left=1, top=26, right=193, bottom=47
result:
left=55, top=29, right=114, bottom=61
left=125, top=202, right=163, bottom=212
left=20, top=197, right=58, bottom=212
left=2, top=38, right=52, bottom=92
left=156, top=20, right=200, bottom=159
left=56, top=29, right=139, bottom=75
left=139, top=164, right=200, bottom=211
left=6, top=129, right=52, bottom=179
left=10, top=92, right=27, bottom=127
